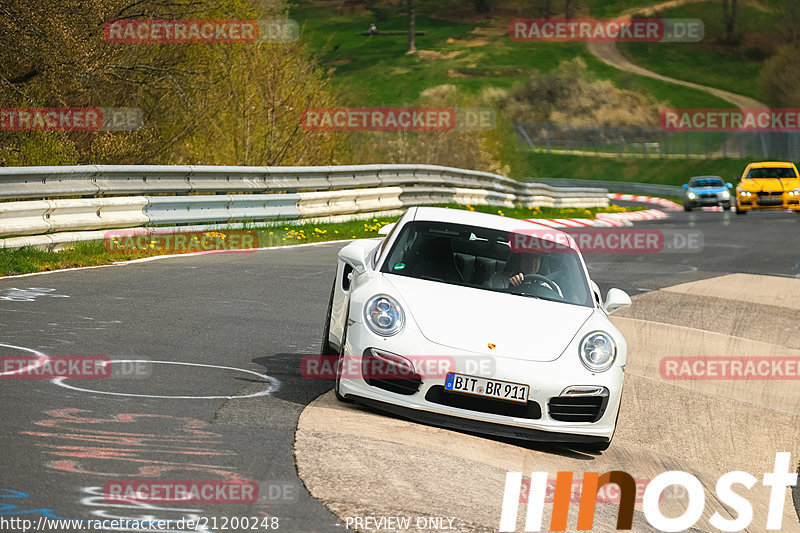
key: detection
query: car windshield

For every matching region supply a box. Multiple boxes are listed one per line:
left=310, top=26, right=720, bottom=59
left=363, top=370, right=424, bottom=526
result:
left=691, top=178, right=724, bottom=188
left=746, top=167, right=797, bottom=179
left=380, top=221, right=593, bottom=307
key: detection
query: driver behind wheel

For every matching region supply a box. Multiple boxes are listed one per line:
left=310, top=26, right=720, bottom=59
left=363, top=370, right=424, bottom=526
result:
left=485, top=251, right=548, bottom=289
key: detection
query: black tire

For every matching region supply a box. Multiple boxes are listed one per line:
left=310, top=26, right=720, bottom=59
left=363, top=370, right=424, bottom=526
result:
left=577, top=439, right=612, bottom=452
left=334, top=304, right=353, bottom=403
left=320, top=276, right=337, bottom=356
left=574, top=392, right=622, bottom=453
left=683, top=203, right=692, bottom=212
left=735, top=206, right=747, bottom=215
left=723, top=205, right=731, bottom=211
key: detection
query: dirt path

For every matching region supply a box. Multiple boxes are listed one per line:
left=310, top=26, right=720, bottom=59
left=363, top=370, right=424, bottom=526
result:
left=588, top=0, right=766, bottom=109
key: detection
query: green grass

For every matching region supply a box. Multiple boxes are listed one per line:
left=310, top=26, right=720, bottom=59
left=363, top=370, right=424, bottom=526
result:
left=0, top=203, right=644, bottom=276
left=617, top=2, right=778, bottom=103
left=518, top=152, right=751, bottom=186
left=292, top=6, right=734, bottom=109
left=0, top=241, right=152, bottom=277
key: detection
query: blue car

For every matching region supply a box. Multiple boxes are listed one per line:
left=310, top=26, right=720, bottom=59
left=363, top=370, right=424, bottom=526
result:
left=682, top=176, right=733, bottom=211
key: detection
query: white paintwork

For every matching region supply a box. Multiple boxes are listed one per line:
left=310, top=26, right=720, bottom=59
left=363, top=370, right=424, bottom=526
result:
left=325, top=206, right=630, bottom=443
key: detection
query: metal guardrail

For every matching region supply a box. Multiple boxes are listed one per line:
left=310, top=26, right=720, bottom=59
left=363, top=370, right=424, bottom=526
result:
left=531, top=178, right=683, bottom=198
left=0, top=164, right=609, bottom=250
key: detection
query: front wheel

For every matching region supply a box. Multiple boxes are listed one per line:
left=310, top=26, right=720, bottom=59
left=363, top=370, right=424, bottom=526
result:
left=735, top=206, right=747, bottom=215
left=320, top=276, right=337, bottom=356
left=683, top=203, right=692, bottom=212
left=334, top=305, right=353, bottom=403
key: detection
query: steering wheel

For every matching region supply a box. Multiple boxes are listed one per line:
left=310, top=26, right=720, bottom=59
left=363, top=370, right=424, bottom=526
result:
left=520, top=274, right=563, bottom=297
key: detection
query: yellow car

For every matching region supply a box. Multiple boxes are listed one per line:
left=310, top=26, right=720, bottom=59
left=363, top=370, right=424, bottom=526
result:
left=735, top=161, right=800, bottom=214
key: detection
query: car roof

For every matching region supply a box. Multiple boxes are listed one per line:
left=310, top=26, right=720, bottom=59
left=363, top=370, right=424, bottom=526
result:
left=746, top=161, right=797, bottom=169
left=690, top=176, right=723, bottom=181
left=410, top=206, right=570, bottom=235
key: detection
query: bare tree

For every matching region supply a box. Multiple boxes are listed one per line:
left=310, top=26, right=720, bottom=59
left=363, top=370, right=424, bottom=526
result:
left=722, top=0, right=739, bottom=43
left=777, top=0, right=800, bottom=45
left=407, top=0, right=415, bottom=52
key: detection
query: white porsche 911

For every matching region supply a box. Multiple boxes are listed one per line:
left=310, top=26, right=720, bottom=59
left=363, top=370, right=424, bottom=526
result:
left=320, top=206, right=631, bottom=451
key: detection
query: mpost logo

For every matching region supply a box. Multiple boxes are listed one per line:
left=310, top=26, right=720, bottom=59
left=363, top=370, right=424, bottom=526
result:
left=1, top=107, right=143, bottom=131
left=103, top=19, right=298, bottom=43
left=509, top=18, right=703, bottom=43
left=661, top=108, right=800, bottom=132
left=103, top=480, right=258, bottom=504
left=103, top=230, right=259, bottom=254
left=301, top=354, right=495, bottom=380
left=660, top=356, right=800, bottom=380
left=509, top=228, right=703, bottom=254
left=499, top=453, right=797, bottom=531
left=520, top=477, right=678, bottom=505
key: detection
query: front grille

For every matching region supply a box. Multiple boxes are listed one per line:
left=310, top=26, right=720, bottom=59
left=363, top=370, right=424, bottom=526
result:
left=362, top=352, right=422, bottom=396
left=548, top=395, right=608, bottom=423
left=425, top=385, right=542, bottom=419
left=757, top=196, right=783, bottom=206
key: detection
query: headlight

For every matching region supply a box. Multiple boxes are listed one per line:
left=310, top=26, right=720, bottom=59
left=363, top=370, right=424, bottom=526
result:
left=720, top=190, right=730, bottom=199
left=687, top=192, right=696, bottom=199
left=738, top=190, right=752, bottom=197
left=579, top=332, right=616, bottom=372
left=789, top=189, right=800, bottom=196
left=364, top=295, right=404, bottom=336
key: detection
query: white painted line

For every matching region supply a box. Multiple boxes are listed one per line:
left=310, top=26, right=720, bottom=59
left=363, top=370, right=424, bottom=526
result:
left=51, top=360, right=281, bottom=399
left=0, top=342, right=49, bottom=377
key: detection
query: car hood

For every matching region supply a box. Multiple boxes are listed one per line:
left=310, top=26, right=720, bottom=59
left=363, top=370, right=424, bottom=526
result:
left=740, top=178, right=800, bottom=193
left=689, top=186, right=727, bottom=194
left=384, top=275, right=594, bottom=362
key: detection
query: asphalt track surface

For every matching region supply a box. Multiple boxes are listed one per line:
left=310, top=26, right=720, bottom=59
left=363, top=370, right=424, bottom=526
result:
left=0, top=206, right=798, bottom=533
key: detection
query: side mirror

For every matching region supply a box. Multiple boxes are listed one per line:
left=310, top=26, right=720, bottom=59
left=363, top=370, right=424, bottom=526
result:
left=682, top=184, right=689, bottom=189
left=338, top=242, right=368, bottom=274
left=603, top=288, right=631, bottom=315
left=726, top=182, right=733, bottom=188
left=378, top=222, right=395, bottom=236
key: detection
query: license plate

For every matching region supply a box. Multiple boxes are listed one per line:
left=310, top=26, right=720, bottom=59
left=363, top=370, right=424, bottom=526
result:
left=444, top=372, right=529, bottom=403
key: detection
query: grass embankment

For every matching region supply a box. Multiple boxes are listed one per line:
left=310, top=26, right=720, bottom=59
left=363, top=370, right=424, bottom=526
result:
left=520, top=153, right=751, bottom=186
left=618, top=1, right=780, bottom=103
left=292, top=3, right=749, bottom=185
left=293, top=5, right=733, bottom=109
left=0, top=203, right=640, bottom=276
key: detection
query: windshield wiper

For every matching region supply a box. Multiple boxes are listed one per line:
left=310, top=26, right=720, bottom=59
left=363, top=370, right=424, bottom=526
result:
left=506, top=290, right=541, bottom=299
left=507, top=291, right=567, bottom=303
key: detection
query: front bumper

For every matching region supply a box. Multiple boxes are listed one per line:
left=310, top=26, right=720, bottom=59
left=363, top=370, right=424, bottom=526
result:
left=337, top=322, right=624, bottom=443
left=737, top=193, right=800, bottom=211
left=685, top=194, right=730, bottom=208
